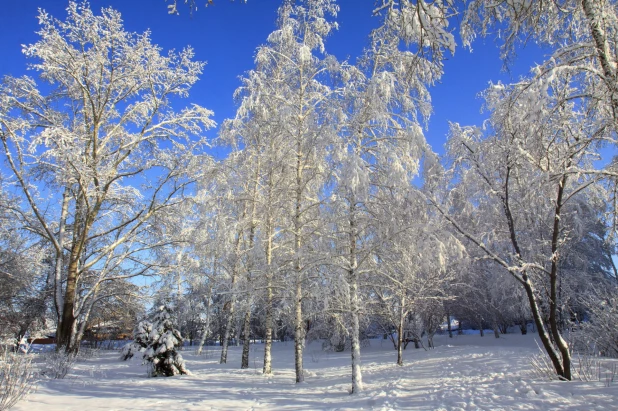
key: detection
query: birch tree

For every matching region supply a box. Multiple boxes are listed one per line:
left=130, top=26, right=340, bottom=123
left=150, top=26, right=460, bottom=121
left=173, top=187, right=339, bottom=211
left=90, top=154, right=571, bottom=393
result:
left=219, top=118, right=267, bottom=369
left=432, top=69, right=611, bottom=380
left=462, top=0, right=618, bottom=124
left=231, top=0, right=343, bottom=384
left=201, top=161, right=248, bottom=364
left=0, top=2, right=214, bottom=352
left=221, top=66, right=292, bottom=372
left=325, top=17, right=441, bottom=389
left=374, top=194, right=462, bottom=365
left=189, top=180, right=232, bottom=355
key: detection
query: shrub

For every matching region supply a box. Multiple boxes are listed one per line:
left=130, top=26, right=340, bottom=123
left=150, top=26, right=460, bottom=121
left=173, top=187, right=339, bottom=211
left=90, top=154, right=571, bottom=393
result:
left=42, top=351, right=76, bottom=379
left=0, top=348, right=36, bottom=410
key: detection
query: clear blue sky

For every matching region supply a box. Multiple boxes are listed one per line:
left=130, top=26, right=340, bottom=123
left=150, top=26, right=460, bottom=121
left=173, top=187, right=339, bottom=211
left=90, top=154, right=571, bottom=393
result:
left=0, top=0, right=549, bottom=157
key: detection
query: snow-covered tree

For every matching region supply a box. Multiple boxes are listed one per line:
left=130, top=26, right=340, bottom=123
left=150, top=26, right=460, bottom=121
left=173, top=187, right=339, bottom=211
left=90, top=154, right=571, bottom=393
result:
left=0, top=2, right=214, bottom=352
left=432, top=66, right=611, bottom=379
left=580, top=282, right=618, bottom=358
left=120, top=318, right=153, bottom=361
left=210, top=163, right=249, bottom=365
left=374, top=0, right=456, bottom=62
left=451, top=259, right=526, bottom=337
left=222, top=0, right=343, bottom=383
left=143, top=303, right=189, bottom=377
left=373, top=197, right=461, bottom=365
left=189, top=191, right=230, bottom=357
left=0, top=187, right=48, bottom=344
left=463, top=0, right=618, bottom=124
left=324, top=7, right=447, bottom=388
left=77, top=275, right=142, bottom=347
left=217, top=0, right=459, bottom=390
left=216, top=125, right=269, bottom=369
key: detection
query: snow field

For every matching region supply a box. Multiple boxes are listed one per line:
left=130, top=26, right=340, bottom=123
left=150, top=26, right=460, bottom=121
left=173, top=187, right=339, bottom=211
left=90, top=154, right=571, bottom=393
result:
left=14, top=334, right=618, bottom=410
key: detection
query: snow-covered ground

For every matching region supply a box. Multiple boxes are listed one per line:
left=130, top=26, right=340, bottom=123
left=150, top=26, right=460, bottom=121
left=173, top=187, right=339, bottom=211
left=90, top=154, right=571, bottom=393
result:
left=15, top=334, right=618, bottom=410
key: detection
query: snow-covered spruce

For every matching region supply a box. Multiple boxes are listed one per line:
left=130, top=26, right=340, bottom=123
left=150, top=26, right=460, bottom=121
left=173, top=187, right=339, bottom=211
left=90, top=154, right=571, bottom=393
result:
left=120, top=320, right=154, bottom=361
left=142, top=304, right=189, bottom=377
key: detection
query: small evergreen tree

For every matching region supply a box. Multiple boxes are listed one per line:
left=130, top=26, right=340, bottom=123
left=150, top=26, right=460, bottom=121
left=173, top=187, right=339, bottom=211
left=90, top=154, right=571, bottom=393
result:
left=142, top=304, right=189, bottom=377
left=120, top=320, right=154, bottom=361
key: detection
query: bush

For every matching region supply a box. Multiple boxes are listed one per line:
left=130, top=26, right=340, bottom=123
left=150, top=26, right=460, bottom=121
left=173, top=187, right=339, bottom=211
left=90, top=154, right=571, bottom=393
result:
left=529, top=340, right=617, bottom=386
left=77, top=347, right=99, bottom=361
left=42, top=351, right=76, bottom=379
left=0, top=348, right=36, bottom=410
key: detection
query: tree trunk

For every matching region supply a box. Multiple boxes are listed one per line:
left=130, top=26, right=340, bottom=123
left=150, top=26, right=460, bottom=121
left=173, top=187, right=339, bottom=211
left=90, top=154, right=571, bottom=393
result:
left=263, top=278, right=273, bottom=374
left=53, top=188, right=69, bottom=323
left=293, top=138, right=305, bottom=384
left=427, top=333, right=434, bottom=349
left=57, top=257, right=78, bottom=352
left=505, top=167, right=570, bottom=379
left=294, top=275, right=304, bottom=383
left=547, top=176, right=572, bottom=380
left=348, top=203, right=363, bottom=393
left=397, top=295, right=405, bottom=366
left=446, top=312, right=453, bottom=338
left=241, top=158, right=260, bottom=369
left=520, top=319, right=528, bottom=335
left=220, top=228, right=243, bottom=364
left=522, top=276, right=569, bottom=380
left=581, top=0, right=618, bottom=125
left=197, top=286, right=213, bottom=355
left=68, top=318, right=81, bottom=354
left=220, top=301, right=235, bottom=364
left=350, top=304, right=363, bottom=393
left=57, top=193, right=93, bottom=353
left=262, top=238, right=274, bottom=374
left=262, top=172, right=276, bottom=375
left=240, top=304, right=252, bottom=369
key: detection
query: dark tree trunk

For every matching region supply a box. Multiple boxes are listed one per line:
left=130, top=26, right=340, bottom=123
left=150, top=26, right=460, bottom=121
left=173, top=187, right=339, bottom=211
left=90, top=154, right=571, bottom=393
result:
left=396, top=297, right=405, bottom=366
left=519, top=319, right=528, bottom=335
left=240, top=308, right=252, bottom=369
left=57, top=259, right=78, bottom=353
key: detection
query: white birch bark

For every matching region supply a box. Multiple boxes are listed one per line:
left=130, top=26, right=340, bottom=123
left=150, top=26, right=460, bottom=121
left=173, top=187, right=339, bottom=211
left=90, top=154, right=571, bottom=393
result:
left=262, top=215, right=275, bottom=375
left=197, top=285, right=213, bottom=355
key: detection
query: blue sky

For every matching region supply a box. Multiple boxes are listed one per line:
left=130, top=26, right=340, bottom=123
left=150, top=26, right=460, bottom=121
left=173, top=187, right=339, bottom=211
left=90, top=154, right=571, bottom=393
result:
left=0, top=0, right=549, bottom=157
